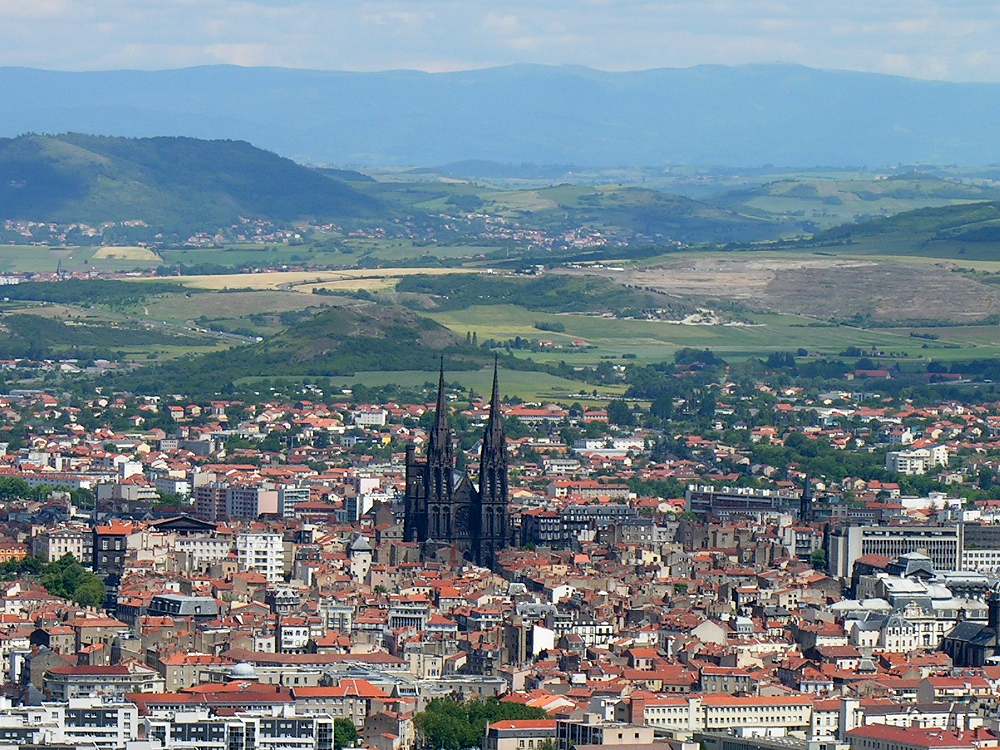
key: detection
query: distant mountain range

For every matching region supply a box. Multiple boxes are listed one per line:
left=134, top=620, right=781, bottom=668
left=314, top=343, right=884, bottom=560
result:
left=0, top=133, right=377, bottom=231
left=3, top=64, right=1000, bottom=167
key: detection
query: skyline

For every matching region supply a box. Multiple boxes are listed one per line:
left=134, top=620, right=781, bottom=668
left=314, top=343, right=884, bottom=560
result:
left=0, top=0, right=998, bottom=83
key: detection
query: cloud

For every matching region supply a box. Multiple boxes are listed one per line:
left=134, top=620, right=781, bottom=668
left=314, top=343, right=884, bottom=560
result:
left=0, top=0, right=997, bottom=81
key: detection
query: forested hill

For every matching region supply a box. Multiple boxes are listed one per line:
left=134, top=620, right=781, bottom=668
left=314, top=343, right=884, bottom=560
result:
left=0, top=133, right=379, bottom=232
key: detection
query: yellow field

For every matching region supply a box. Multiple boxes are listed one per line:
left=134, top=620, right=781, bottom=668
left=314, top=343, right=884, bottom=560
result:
left=296, top=278, right=400, bottom=293
left=140, top=267, right=473, bottom=291
left=93, top=246, right=162, bottom=261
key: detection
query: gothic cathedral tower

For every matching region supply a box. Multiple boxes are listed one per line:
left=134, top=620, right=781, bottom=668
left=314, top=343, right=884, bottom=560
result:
left=403, top=358, right=510, bottom=568
left=477, top=358, right=509, bottom=568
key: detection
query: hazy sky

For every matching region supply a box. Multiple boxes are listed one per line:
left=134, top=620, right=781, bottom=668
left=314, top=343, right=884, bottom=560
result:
left=1, top=0, right=998, bottom=81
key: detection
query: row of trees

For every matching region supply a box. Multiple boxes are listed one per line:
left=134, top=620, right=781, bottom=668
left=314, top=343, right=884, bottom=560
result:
left=0, top=554, right=105, bottom=608
left=414, top=698, right=547, bottom=750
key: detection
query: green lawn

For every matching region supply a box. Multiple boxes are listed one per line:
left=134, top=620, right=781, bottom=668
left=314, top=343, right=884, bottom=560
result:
left=238, top=367, right=624, bottom=402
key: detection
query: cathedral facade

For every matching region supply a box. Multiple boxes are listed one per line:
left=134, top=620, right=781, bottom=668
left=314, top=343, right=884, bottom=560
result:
left=403, top=361, right=509, bottom=568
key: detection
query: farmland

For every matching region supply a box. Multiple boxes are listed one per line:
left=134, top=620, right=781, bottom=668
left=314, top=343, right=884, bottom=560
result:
left=152, top=267, right=471, bottom=291
left=426, top=304, right=1000, bottom=365
left=240, top=367, right=625, bottom=403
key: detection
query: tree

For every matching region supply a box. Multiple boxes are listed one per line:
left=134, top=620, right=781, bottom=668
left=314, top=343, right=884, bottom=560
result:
left=980, top=467, right=995, bottom=491
left=607, top=400, right=635, bottom=427
left=810, top=548, right=827, bottom=571
left=414, top=698, right=546, bottom=750
left=334, top=718, right=358, bottom=750
left=40, top=554, right=106, bottom=608
left=650, top=393, right=673, bottom=420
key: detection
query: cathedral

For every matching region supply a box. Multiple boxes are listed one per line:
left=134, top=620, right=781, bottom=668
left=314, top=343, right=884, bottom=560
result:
left=403, top=359, right=510, bottom=568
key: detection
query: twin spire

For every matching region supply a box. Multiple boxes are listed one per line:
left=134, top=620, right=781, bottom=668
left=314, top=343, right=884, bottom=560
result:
left=431, top=356, right=504, bottom=455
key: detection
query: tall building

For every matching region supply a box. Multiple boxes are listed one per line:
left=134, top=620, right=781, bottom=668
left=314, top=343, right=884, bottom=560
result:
left=236, top=532, right=285, bottom=583
left=828, top=524, right=962, bottom=579
left=404, top=359, right=510, bottom=568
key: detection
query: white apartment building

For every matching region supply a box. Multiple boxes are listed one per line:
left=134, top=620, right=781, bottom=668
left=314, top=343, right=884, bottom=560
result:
left=146, top=705, right=335, bottom=750
left=154, top=476, right=191, bottom=497
left=236, top=532, right=284, bottom=583
left=351, top=407, right=387, bottom=426
left=174, top=534, right=233, bottom=572
left=31, top=526, right=92, bottom=564
left=620, top=694, right=813, bottom=741
left=278, top=485, right=311, bottom=518
left=886, top=445, right=948, bottom=475
left=0, top=697, right=139, bottom=750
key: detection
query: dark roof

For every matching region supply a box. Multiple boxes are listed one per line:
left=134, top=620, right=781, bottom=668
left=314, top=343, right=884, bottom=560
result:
left=945, top=621, right=996, bottom=647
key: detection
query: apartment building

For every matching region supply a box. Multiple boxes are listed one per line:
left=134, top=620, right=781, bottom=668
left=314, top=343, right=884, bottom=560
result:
left=236, top=533, right=284, bottom=583
left=145, top=705, right=335, bottom=750
left=556, top=715, right=655, bottom=750
left=486, top=720, right=558, bottom=750
left=31, top=526, right=92, bottom=564
left=0, top=698, right=139, bottom=750
left=621, top=694, right=813, bottom=739
left=226, top=485, right=279, bottom=519
left=885, top=446, right=949, bottom=476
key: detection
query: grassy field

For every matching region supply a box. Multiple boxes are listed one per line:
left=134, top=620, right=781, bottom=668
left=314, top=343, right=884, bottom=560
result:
left=132, top=289, right=343, bottom=322
left=145, top=267, right=474, bottom=291
left=93, top=246, right=162, bottom=261
left=0, top=244, right=162, bottom=273
left=239, top=367, right=625, bottom=402
left=427, top=304, right=1000, bottom=364
left=342, top=239, right=499, bottom=261
left=0, top=239, right=502, bottom=279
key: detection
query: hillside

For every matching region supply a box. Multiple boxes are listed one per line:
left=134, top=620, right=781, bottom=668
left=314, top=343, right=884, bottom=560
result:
left=719, top=175, right=1000, bottom=230
left=396, top=274, right=702, bottom=318
left=4, top=64, right=1000, bottom=166
left=116, top=301, right=490, bottom=395
left=817, top=201, right=1000, bottom=247
left=483, top=185, right=792, bottom=243
left=0, top=134, right=379, bottom=233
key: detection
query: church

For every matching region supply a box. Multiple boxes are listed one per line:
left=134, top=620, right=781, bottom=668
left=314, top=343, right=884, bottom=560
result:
left=403, top=360, right=510, bottom=568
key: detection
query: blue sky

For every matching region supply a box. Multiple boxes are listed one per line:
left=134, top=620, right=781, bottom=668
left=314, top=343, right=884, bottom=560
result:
left=1, top=0, right=998, bottom=81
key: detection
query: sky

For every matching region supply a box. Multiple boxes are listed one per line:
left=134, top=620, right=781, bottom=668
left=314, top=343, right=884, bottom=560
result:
left=1, top=0, right=999, bottom=82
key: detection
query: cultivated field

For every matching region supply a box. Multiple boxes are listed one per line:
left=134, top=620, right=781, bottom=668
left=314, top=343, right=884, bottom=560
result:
left=0, top=244, right=161, bottom=273
left=427, top=304, right=1000, bottom=365
left=93, top=246, right=162, bottom=261
left=148, top=267, right=474, bottom=291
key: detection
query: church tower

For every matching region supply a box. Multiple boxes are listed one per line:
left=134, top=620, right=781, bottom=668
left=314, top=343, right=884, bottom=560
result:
left=425, top=359, right=456, bottom=542
left=800, top=475, right=814, bottom=522
left=477, top=358, right=509, bottom=567
left=402, top=359, right=511, bottom=569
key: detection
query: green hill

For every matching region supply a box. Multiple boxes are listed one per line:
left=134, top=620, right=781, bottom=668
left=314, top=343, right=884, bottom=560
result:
left=116, top=301, right=491, bottom=395
left=720, top=175, right=1000, bottom=230
left=484, top=184, right=792, bottom=243
left=396, top=273, right=700, bottom=318
left=816, top=201, right=1000, bottom=248
left=0, top=133, right=379, bottom=233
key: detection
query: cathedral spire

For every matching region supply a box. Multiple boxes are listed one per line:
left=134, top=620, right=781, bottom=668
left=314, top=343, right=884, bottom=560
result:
left=434, top=356, right=447, bottom=430
left=428, top=356, right=453, bottom=467
left=480, top=357, right=506, bottom=470
left=485, top=355, right=502, bottom=439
